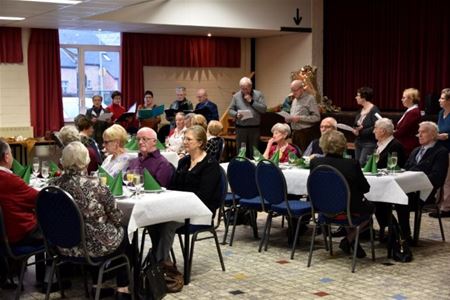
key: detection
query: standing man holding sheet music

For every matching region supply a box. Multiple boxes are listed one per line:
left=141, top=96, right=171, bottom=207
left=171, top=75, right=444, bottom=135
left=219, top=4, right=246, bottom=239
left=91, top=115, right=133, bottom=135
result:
left=285, top=80, right=321, bottom=152
left=195, top=88, right=219, bottom=123
left=228, top=77, right=267, bottom=158
left=167, top=87, right=193, bottom=128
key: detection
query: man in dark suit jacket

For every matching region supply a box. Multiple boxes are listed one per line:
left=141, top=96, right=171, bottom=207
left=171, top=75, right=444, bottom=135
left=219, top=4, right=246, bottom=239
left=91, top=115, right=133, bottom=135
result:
left=396, top=121, right=449, bottom=240
left=195, top=88, right=219, bottom=123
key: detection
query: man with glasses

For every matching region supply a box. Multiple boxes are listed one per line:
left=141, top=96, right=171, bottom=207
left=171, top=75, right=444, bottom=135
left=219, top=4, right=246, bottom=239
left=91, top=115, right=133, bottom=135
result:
left=167, top=87, right=193, bottom=128
left=127, top=127, right=179, bottom=267
left=303, top=117, right=337, bottom=157
left=194, top=88, right=219, bottom=123
left=285, top=80, right=321, bottom=151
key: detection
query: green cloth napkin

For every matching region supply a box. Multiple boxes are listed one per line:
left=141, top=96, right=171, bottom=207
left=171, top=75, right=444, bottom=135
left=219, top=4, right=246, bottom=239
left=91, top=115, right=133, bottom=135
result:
left=125, top=137, right=139, bottom=150
left=109, top=171, right=123, bottom=196
left=49, top=161, right=60, bottom=177
left=21, top=165, right=31, bottom=184
left=253, top=146, right=262, bottom=161
left=12, top=159, right=25, bottom=176
left=237, top=146, right=246, bottom=158
left=270, top=149, right=280, bottom=166
left=98, top=166, right=114, bottom=186
left=144, top=169, right=161, bottom=191
left=156, top=139, right=166, bottom=150
left=363, top=155, right=376, bottom=173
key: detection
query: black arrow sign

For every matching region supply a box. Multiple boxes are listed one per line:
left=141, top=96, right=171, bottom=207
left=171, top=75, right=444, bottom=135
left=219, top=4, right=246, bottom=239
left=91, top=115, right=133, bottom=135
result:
left=293, top=8, right=302, bottom=25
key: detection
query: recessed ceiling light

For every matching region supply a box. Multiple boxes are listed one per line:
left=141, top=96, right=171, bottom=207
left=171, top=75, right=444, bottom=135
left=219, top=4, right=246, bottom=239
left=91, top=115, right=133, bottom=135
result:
left=19, top=0, right=82, bottom=4
left=207, top=33, right=212, bottom=37
left=0, top=16, right=25, bottom=21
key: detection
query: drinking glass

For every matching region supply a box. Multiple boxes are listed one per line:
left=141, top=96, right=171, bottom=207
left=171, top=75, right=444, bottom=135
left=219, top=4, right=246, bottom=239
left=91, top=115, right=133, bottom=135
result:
left=41, top=161, right=49, bottom=180
left=288, top=154, right=297, bottom=165
left=32, top=157, right=40, bottom=179
left=133, top=172, right=143, bottom=198
left=99, top=173, right=108, bottom=186
left=124, top=170, right=134, bottom=187
left=373, top=151, right=380, bottom=164
left=387, top=152, right=398, bottom=174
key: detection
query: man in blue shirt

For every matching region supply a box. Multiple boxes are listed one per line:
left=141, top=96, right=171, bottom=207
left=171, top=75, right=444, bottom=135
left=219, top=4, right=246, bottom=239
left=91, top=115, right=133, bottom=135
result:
left=195, top=88, right=219, bottom=123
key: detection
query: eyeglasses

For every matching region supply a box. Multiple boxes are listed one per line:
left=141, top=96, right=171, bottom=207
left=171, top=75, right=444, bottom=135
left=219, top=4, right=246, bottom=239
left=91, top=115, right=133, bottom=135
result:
left=137, top=137, right=156, bottom=142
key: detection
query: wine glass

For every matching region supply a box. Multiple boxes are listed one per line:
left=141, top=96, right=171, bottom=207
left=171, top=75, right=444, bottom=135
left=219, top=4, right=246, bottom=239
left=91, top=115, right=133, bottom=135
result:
left=133, top=172, right=143, bottom=198
left=99, top=173, right=108, bottom=187
left=288, top=153, right=297, bottom=165
left=373, top=151, right=380, bottom=164
left=387, top=152, right=398, bottom=174
left=124, top=170, right=134, bottom=187
left=32, top=157, right=40, bottom=179
left=41, top=161, right=49, bottom=180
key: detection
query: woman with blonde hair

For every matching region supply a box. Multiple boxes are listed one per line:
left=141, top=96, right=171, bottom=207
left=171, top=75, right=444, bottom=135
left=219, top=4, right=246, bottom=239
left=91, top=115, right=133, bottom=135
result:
left=393, top=88, right=421, bottom=156
left=101, top=124, right=130, bottom=176
left=206, top=120, right=224, bottom=161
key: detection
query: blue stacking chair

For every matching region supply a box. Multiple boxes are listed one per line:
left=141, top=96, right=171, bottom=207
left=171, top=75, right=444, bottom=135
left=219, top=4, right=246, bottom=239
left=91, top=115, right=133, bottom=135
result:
left=255, top=160, right=311, bottom=257
left=226, top=157, right=268, bottom=246
left=0, top=207, right=46, bottom=300
left=36, top=186, right=133, bottom=300
left=306, top=165, right=375, bottom=273
left=175, top=167, right=227, bottom=281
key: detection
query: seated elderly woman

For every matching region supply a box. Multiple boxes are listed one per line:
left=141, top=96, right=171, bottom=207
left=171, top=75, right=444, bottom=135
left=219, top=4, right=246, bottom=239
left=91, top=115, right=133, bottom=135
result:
left=310, top=130, right=374, bottom=258
left=263, top=123, right=299, bottom=162
left=101, top=124, right=130, bottom=177
left=59, top=125, right=99, bottom=174
left=49, top=141, right=132, bottom=298
left=205, top=120, right=224, bottom=161
left=166, top=112, right=186, bottom=154
left=373, top=118, right=406, bottom=240
left=373, top=118, right=406, bottom=169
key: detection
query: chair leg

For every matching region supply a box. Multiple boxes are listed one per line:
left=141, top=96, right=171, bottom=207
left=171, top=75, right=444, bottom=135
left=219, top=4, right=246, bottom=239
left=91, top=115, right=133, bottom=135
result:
left=281, top=215, right=285, bottom=228
left=258, top=212, right=271, bottom=252
left=369, top=220, right=376, bottom=261
left=229, top=206, right=240, bottom=246
left=221, top=207, right=231, bottom=245
left=437, top=207, right=446, bottom=241
left=54, top=264, right=65, bottom=298
left=264, top=214, right=274, bottom=251
left=320, top=224, right=329, bottom=251
left=212, top=230, right=226, bottom=271
left=170, top=248, right=177, bottom=265
left=14, top=259, right=27, bottom=300
left=307, top=224, right=317, bottom=267
left=250, top=210, right=259, bottom=239
left=328, top=225, right=333, bottom=256
left=95, top=262, right=108, bottom=300
left=45, top=260, right=57, bottom=300
left=291, top=216, right=303, bottom=259
left=178, top=234, right=186, bottom=261
left=187, top=234, right=196, bottom=282
left=81, top=265, right=90, bottom=298
left=351, top=226, right=360, bottom=273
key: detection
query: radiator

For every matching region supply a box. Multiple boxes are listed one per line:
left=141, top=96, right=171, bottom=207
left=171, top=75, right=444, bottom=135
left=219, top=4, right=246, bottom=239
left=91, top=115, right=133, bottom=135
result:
left=0, top=126, right=34, bottom=138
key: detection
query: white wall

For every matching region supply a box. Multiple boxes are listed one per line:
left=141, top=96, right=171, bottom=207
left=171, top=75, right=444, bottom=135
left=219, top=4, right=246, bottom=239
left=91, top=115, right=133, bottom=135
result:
left=255, top=33, right=313, bottom=108
left=143, top=39, right=251, bottom=119
left=0, top=28, right=31, bottom=128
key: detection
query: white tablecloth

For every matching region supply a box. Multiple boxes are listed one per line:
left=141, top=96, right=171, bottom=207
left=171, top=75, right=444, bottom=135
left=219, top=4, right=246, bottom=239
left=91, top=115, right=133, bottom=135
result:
left=116, top=190, right=212, bottom=241
left=126, top=150, right=179, bottom=167
left=220, top=163, right=434, bottom=205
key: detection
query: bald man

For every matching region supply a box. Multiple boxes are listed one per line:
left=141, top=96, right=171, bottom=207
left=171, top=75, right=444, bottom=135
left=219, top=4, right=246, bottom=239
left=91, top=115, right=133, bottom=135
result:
left=195, top=88, right=219, bottom=123
left=303, top=117, right=337, bottom=157
left=285, top=80, right=321, bottom=151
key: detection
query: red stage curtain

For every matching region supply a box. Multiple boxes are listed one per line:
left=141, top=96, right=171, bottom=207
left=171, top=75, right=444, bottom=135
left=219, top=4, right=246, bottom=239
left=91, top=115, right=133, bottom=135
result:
left=121, top=33, right=241, bottom=108
left=324, top=0, right=450, bottom=111
left=0, top=27, right=23, bottom=63
left=28, top=29, right=64, bottom=137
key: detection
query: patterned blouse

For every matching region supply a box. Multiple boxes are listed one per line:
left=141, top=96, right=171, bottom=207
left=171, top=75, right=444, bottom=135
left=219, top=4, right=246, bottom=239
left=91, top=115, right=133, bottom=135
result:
left=205, top=136, right=223, bottom=161
left=49, top=171, right=124, bottom=258
left=101, top=152, right=130, bottom=177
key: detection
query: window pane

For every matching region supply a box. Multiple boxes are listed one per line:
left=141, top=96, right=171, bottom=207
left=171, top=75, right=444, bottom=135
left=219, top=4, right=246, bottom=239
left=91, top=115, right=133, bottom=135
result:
left=59, top=29, right=120, bottom=46
left=84, top=51, right=120, bottom=109
left=60, top=47, right=79, bottom=121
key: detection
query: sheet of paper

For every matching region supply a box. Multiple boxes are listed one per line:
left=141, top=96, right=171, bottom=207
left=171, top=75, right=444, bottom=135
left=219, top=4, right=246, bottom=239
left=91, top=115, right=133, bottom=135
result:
left=97, top=112, right=113, bottom=121
left=127, top=102, right=137, bottom=113
left=336, top=123, right=355, bottom=132
left=238, top=109, right=253, bottom=120
left=276, top=111, right=291, bottom=118
left=375, top=112, right=383, bottom=120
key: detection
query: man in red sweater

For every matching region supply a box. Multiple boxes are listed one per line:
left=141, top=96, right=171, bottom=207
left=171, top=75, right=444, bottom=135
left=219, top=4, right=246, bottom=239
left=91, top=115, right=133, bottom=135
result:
left=0, top=139, right=41, bottom=245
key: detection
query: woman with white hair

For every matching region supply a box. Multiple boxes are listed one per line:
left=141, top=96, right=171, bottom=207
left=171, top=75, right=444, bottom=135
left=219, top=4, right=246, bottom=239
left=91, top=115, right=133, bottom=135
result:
left=373, top=118, right=406, bottom=169
left=263, top=123, right=299, bottom=162
left=58, top=125, right=80, bottom=146
left=101, top=124, right=130, bottom=177
left=49, top=141, right=132, bottom=297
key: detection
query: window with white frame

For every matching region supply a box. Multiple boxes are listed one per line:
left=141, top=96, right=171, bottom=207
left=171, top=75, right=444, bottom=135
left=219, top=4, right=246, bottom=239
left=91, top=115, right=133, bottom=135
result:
left=59, top=30, right=121, bottom=122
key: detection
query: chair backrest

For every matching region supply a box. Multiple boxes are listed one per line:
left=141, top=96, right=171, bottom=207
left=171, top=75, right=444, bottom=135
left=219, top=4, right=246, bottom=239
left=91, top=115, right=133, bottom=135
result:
left=227, top=157, right=258, bottom=199
left=290, top=143, right=302, bottom=158
left=36, top=186, right=85, bottom=251
left=216, top=137, right=225, bottom=162
left=256, top=160, right=287, bottom=208
left=0, top=206, right=15, bottom=258
left=307, top=165, right=350, bottom=218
